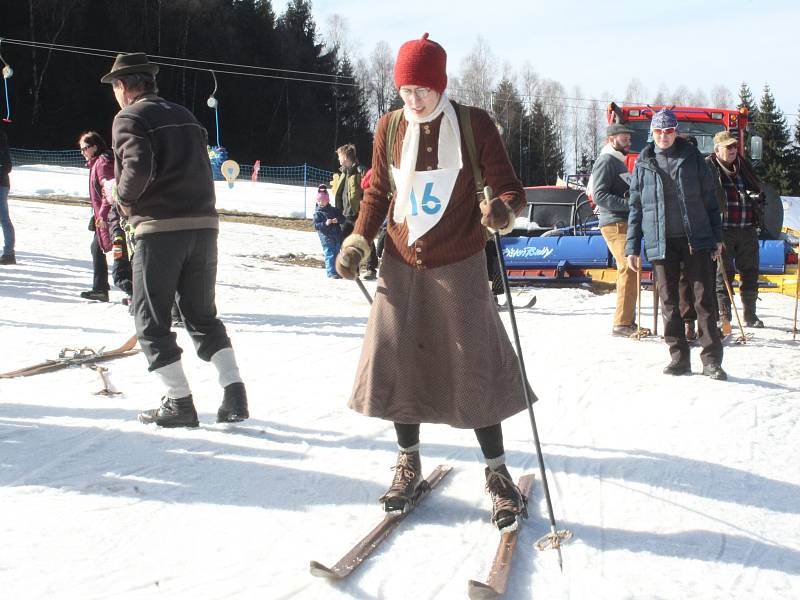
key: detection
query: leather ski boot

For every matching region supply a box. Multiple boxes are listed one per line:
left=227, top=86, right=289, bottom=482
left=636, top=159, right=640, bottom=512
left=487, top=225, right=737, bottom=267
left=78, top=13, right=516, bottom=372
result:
left=379, top=450, right=422, bottom=514
left=138, top=395, right=199, bottom=428
left=743, top=304, right=764, bottom=328
left=485, top=465, right=528, bottom=531
left=217, top=382, right=249, bottom=423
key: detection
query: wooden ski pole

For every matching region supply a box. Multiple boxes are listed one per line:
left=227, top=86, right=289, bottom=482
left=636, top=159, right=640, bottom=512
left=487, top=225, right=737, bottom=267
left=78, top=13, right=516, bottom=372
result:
left=793, top=262, right=799, bottom=342
left=635, top=268, right=642, bottom=340
left=718, top=260, right=748, bottom=344
left=652, top=274, right=659, bottom=336
left=486, top=186, right=571, bottom=570
left=355, top=277, right=373, bottom=305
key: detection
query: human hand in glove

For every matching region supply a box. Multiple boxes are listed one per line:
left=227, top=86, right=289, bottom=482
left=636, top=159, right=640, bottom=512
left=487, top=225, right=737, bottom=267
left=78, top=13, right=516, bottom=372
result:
left=336, top=246, right=364, bottom=280
left=337, top=234, right=371, bottom=279
left=480, top=196, right=515, bottom=233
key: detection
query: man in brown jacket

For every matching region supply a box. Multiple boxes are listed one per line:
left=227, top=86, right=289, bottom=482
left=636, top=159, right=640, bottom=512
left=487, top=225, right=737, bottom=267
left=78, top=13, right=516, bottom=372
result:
left=102, top=52, right=248, bottom=427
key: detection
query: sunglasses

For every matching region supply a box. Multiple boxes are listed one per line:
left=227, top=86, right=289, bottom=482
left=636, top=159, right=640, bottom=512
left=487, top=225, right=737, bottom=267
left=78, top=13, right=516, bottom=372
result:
left=79, top=144, right=94, bottom=150
left=398, top=87, right=432, bottom=100
left=652, top=127, right=677, bottom=135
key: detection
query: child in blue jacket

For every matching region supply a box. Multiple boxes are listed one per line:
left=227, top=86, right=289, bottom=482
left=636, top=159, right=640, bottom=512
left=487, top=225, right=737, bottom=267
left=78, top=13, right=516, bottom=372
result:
left=313, top=185, right=345, bottom=278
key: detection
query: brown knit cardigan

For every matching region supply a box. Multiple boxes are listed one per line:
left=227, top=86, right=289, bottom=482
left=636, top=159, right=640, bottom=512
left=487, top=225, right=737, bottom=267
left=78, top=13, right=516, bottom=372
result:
left=354, top=104, right=525, bottom=271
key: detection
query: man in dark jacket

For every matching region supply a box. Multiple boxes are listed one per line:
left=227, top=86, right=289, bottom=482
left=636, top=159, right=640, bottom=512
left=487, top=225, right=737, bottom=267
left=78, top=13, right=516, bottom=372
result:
left=0, top=124, right=15, bottom=264
left=707, top=130, right=764, bottom=328
left=625, top=109, right=726, bottom=380
left=102, top=52, right=248, bottom=427
left=590, top=122, right=637, bottom=336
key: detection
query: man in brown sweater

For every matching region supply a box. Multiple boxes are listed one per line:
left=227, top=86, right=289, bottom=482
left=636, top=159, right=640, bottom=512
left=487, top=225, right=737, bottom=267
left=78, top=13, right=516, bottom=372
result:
left=102, top=52, right=248, bottom=427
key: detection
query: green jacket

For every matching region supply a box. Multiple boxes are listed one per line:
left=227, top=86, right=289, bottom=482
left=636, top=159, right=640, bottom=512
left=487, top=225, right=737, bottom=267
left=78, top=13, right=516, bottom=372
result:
left=331, top=164, right=364, bottom=219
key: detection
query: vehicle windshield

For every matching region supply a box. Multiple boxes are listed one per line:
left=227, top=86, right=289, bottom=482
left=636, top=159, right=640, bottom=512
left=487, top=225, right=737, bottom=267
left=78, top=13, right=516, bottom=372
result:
left=627, top=120, right=727, bottom=155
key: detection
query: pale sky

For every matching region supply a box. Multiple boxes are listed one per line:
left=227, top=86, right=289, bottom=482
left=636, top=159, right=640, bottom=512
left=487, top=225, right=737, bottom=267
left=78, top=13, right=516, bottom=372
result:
left=308, top=0, right=799, bottom=125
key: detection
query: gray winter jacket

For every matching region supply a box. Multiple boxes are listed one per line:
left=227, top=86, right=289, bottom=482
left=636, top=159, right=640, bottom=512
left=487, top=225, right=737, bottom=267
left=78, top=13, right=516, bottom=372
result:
left=590, top=144, right=630, bottom=227
left=625, top=137, right=721, bottom=260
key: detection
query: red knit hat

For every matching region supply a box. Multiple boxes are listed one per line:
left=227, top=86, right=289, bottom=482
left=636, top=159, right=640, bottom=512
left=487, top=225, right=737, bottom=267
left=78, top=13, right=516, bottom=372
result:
left=394, top=33, right=447, bottom=94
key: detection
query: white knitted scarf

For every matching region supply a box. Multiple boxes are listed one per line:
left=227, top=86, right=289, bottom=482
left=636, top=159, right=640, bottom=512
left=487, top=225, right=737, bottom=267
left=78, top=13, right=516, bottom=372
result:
left=392, top=93, right=463, bottom=223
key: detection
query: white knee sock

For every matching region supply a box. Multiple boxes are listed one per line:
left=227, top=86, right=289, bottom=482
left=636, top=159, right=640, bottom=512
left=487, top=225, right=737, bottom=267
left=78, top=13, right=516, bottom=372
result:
left=486, top=454, right=506, bottom=471
left=210, top=347, right=243, bottom=388
left=154, top=360, right=192, bottom=399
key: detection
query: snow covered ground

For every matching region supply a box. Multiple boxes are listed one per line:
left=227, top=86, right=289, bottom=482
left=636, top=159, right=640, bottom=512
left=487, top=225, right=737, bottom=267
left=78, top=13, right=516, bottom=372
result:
left=9, top=164, right=317, bottom=218
left=1, top=182, right=799, bottom=599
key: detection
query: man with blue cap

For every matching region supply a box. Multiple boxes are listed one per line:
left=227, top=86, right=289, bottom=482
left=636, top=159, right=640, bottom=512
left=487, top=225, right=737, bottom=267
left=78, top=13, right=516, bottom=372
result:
left=624, top=109, right=726, bottom=380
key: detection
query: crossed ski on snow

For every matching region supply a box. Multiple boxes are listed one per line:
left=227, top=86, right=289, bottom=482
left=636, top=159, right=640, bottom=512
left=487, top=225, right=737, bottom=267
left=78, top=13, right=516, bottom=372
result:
left=310, top=467, right=539, bottom=598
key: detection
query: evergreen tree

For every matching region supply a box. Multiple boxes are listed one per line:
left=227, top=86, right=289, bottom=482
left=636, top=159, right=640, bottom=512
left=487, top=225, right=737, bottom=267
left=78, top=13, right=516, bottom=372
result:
left=754, top=84, right=791, bottom=194
left=738, top=82, right=758, bottom=118
left=528, top=99, right=564, bottom=185
left=493, top=79, right=526, bottom=182
left=331, top=52, right=373, bottom=164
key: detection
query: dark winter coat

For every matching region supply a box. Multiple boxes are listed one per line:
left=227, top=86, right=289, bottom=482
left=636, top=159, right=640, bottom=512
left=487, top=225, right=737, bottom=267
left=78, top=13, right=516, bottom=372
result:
left=111, top=93, right=218, bottom=236
left=590, top=144, right=630, bottom=227
left=706, top=154, right=764, bottom=228
left=313, top=204, right=345, bottom=242
left=625, top=137, right=722, bottom=261
left=87, top=151, right=115, bottom=252
left=0, top=128, right=11, bottom=188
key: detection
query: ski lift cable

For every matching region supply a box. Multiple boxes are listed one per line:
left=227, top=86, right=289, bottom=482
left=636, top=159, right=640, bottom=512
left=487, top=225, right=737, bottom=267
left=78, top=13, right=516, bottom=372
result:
left=1, top=37, right=356, bottom=84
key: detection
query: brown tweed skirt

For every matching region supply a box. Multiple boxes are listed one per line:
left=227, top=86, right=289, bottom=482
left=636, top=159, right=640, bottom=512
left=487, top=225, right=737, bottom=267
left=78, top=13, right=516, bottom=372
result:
left=348, top=250, right=529, bottom=429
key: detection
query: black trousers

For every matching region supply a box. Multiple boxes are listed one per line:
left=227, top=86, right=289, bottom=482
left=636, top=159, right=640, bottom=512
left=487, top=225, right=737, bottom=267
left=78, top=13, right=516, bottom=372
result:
left=132, top=229, right=232, bottom=371
left=342, top=218, right=379, bottom=272
left=717, top=227, right=760, bottom=316
left=90, top=236, right=110, bottom=292
left=653, top=237, right=722, bottom=366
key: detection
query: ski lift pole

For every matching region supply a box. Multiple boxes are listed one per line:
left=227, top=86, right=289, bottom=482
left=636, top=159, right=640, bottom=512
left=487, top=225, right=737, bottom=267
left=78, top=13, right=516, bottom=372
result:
left=486, top=186, right=571, bottom=570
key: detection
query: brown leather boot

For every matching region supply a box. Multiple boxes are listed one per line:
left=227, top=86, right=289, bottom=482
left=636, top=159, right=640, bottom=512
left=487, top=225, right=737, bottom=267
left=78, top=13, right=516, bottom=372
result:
left=379, top=451, right=422, bottom=514
left=485, top=465, right=528, bottom=531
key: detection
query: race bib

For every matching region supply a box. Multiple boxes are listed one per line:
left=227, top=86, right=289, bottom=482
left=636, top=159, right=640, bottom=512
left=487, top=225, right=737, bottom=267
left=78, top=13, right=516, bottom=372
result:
left=392, top=166, right=459, bottom=245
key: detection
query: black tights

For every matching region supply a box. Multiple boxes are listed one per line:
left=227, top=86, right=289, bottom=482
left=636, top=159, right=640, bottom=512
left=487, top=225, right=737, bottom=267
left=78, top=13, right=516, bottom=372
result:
left=393, top=422, right=505, bottom=460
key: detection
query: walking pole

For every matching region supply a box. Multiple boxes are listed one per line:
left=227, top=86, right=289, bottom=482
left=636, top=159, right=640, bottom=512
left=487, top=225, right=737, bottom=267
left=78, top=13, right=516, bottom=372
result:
left=635, top=268, right=643, bottom=340
left=652, top=274, right=659, bottom=336
left=718, top=260, right=749, bottom=344
left=793, top=256, right=799, bottom=341
left=486, top=186, right=571, bottom=570
left=355, top=277, right=373, bottom=305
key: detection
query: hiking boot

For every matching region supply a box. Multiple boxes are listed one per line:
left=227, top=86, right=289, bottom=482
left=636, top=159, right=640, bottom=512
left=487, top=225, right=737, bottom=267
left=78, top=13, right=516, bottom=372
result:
left=612, top=324, right=637, bottom=337
left=743, top=311, right=764, bottom=328
left=379, top=450, right=422, bottom=514
left=80, top=290, right=109, bottom=302
left=485, top=465, right=528, bottom=531
left=0, top=253, right=16, bottom=265
left=702, top=363, right=728, bottom=381
left=663, top=358, right=691, bottom=376
left=684, top=321, right=697, bottom=341
left=363, top=269, right=378, bottom=281
left=138, top=396, right=199, bottom=428
left=217, top=382, right=249, bottom=423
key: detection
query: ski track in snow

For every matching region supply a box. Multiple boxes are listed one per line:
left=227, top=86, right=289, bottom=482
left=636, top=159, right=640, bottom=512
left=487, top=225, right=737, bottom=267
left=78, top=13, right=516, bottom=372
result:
left=1, top=196, right=799, bottom=599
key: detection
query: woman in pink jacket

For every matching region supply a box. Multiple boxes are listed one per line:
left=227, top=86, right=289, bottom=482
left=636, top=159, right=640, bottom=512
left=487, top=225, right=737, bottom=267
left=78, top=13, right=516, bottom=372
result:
left=79, top=131, right=115, bottom=302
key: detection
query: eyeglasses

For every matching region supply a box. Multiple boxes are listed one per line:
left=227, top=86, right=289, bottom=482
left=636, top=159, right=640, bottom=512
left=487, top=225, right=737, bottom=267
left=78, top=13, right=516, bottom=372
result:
left=652, top=127, right=677, bottom=135
left=398, top=87, right=432, bottom=100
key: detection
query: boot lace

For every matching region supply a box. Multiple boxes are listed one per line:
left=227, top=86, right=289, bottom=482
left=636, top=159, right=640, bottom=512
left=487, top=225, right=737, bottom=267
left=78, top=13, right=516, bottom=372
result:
left=380, top=453, right=419, bottom=501
left=485, top=469, right=527, bottom=522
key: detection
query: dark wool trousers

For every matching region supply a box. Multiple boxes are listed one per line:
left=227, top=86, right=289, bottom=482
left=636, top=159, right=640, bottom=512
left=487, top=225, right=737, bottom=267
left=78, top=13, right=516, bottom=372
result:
left=716, top=227, right=760, bottom=316
left=394, top=422, right=505, bottom=459
left=90, top=235, right=110, bottom=292
left=132, top=229, right=232, bottom=371
left=653, top=237, right=723, bottom=366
